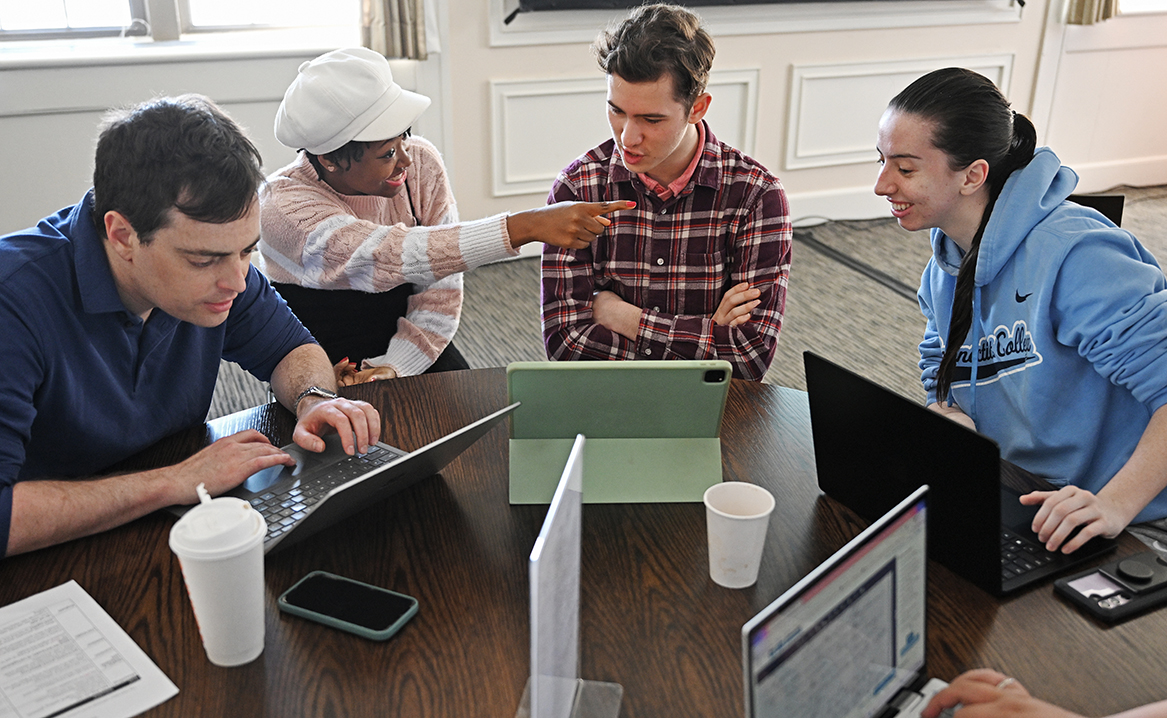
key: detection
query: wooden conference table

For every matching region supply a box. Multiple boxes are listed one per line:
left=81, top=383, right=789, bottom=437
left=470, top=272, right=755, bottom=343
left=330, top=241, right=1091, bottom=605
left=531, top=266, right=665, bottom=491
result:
left=2, top=368, right=1165, bottom=717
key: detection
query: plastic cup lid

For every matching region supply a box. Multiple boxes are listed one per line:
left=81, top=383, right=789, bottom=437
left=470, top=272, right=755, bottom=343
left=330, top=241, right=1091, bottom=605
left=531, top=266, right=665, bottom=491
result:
left=169, top=484, right=264, bottom=559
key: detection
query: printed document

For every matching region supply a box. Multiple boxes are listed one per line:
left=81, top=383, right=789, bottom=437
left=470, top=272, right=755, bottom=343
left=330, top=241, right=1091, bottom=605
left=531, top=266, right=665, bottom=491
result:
left=0, top=581, right=178, bottom=718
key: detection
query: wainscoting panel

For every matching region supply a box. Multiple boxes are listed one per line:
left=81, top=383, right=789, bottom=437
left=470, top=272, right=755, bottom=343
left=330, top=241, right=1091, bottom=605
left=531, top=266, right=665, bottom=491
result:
left=491, top=69, right=759, bottom=197
left=785, top=55, right=1014, bottom=171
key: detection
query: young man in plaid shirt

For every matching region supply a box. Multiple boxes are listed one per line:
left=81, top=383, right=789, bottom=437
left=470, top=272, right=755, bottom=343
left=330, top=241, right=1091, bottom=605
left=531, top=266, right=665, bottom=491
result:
left=540, top=3, right=792, bottom=381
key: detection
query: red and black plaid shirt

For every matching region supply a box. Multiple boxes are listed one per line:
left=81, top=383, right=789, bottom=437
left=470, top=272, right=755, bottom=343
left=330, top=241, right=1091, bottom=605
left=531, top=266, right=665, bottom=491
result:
left=541, top=122, right=792, bottom=380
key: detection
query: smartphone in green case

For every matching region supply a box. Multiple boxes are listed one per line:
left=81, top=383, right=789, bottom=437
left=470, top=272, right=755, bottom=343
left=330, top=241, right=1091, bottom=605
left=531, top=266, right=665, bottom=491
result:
left=278, top=571, right=418, bottom=640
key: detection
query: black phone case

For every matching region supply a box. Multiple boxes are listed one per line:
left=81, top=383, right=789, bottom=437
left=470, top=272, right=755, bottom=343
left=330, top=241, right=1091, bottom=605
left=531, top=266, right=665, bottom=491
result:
left=1054, top=551, right=1167, bottom=624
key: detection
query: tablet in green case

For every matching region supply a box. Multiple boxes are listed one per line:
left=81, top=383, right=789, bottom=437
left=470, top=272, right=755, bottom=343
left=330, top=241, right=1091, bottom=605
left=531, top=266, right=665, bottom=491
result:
left=506, top=360, right=731, bottom=504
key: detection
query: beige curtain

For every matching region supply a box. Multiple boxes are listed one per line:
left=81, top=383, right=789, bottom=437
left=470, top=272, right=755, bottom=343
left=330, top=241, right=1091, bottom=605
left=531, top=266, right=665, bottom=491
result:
left=363, top=0, right=428, bottom=61
left=1064, top=0, right=1119, bottom=25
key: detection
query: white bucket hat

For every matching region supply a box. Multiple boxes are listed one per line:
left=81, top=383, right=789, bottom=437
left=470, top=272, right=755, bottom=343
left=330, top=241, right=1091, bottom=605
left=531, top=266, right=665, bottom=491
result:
left=274, top=47, right=431, bottom=156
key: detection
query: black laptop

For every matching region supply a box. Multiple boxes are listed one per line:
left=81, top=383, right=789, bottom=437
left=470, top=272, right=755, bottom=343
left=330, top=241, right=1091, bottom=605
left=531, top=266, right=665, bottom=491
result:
left=804, top=351, right=1115, bottom=596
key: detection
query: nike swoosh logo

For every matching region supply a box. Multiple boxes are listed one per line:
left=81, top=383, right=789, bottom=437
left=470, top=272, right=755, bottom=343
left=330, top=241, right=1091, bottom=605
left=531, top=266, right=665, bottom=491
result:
left=1015, top=291, right=1033, bottom=302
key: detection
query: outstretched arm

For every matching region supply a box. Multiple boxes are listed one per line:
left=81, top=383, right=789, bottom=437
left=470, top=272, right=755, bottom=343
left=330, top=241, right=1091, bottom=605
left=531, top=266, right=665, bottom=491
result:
left=7, top=432, right=296, bottom=557
left=1022, top=232, right=1167, bottom=552
left=1022, top=403, right=1167, bottom=552
left=261, top=176, right=629, bottom=292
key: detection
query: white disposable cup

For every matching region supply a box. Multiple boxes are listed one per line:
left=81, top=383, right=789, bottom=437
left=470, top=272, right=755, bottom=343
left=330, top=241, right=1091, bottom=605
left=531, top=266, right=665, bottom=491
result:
left=169, top=485, right=266, bottom=667
left=704, top=482, right=775, bottom=589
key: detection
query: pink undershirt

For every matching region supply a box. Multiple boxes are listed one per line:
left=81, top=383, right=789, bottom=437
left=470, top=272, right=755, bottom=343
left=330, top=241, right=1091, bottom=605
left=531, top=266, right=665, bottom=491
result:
left=638, top=122, right=705, bottom=201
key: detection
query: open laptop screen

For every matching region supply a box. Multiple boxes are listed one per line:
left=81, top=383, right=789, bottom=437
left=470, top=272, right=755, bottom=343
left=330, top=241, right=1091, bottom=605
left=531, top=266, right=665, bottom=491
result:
left=743, top=487, right=928, bottom=718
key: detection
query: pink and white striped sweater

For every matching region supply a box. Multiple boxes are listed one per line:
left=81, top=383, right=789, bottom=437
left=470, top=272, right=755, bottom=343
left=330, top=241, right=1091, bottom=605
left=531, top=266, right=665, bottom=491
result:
left=258, top=137, right=518, bottom=375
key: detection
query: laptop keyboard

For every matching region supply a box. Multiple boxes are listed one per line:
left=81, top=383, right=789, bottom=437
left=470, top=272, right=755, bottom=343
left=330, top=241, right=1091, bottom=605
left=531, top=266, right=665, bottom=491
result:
left=1001, top=526, right=1057, bottom=581
left=248, top=445, right=398, bottom=542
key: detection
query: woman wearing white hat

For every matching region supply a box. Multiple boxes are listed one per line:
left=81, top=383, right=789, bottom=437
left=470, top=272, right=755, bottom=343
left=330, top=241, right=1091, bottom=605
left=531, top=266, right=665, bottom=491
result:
left=260, top=47, right=630, bottom=384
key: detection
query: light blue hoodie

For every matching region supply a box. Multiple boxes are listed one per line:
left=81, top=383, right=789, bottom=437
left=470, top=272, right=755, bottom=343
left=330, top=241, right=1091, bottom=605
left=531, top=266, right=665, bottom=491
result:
left=918, top=147, right=1167, bottom=523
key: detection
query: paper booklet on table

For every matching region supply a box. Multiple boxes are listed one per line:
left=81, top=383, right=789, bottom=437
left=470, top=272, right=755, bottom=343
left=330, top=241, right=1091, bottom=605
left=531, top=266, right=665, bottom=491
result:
left=515, top=435, right=622, bottom=718
left=0, top=581, right=178, bottom=718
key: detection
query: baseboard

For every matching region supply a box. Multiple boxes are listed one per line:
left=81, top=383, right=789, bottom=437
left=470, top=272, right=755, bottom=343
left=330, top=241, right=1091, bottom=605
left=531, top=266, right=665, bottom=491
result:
left=787, top=186, right=892, bottom=225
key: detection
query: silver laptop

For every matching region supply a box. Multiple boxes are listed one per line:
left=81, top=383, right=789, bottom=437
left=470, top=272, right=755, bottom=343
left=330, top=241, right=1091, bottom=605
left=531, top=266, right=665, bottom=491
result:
left=743, top=485, right=946, bottom=718
left=172, top=403, right=517, bottom=553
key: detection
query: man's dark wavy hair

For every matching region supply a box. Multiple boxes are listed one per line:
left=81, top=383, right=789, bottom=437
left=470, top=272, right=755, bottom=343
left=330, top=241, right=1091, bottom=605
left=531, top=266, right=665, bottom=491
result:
left=593, top=3, right=715, bottom=109
left=92, top=94, right=264, bottom=243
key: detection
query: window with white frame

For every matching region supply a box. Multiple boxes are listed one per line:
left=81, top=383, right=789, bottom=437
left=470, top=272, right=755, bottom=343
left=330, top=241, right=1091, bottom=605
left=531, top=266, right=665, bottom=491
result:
left=0, top=0, right=358, bottom=41
left=1117, top=0, right=1167, bottom=12
left=0, top=0, right=146, bottom=39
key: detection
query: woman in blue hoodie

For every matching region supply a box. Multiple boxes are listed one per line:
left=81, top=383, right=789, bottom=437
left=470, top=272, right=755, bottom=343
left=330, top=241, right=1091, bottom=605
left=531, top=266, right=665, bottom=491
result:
left=875, top=68, right=1167, bottom=554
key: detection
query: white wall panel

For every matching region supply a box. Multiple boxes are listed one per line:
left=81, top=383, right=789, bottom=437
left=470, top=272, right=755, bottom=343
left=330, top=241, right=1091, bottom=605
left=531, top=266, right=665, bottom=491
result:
left=491, top=78, right=609, bottom=198
left=1044, top=15, right=1167, bottom=192
left=785, top=55, right=1014, bottom=171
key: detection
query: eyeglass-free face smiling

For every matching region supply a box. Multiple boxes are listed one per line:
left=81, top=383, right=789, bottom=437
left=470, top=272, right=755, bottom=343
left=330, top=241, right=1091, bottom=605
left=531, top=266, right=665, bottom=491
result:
left=874, top=109, right=989, bottom=251
left=320, top=136, right=413, bottom=199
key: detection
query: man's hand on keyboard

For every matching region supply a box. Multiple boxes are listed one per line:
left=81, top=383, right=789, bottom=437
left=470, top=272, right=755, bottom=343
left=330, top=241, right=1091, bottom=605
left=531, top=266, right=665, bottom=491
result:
left=1020, top=485, right=1128, bottom=554
left=172, top=430, right=296, bottom=504
left=921, top=670, right=1082, bottom=718
left=293, top=397, right=381, bottom=456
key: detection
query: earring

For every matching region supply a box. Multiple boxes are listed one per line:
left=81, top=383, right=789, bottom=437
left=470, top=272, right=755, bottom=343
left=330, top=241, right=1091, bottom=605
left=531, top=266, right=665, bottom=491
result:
left=327, top=165, right=336, bottom=172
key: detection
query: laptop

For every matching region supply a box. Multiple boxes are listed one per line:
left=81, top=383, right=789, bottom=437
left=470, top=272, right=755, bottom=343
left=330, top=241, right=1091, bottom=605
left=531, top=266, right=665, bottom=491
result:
left=743, top=485, right=945, bottom=718
left=506, top=360, right=731, bottom=504
left=804, top=351, right=1115, bottom=595
left=173, top=403, right=518, bottom=554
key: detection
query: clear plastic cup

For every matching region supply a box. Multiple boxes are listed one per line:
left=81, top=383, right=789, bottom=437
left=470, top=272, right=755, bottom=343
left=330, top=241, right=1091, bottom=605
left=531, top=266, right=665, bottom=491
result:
left=704, top=482, right=775, bottom=589
left=169, top=484, right=266, bottom=666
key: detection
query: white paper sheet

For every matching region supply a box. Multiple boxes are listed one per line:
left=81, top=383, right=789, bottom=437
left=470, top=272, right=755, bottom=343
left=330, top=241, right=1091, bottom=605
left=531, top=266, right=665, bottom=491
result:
left=0, top=581, right=178, bottom=718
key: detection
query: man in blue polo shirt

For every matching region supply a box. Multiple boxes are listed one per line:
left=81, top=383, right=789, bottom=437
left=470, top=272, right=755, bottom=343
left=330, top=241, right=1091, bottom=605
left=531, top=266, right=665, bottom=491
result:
left=0, top=95, right=380, bottom=558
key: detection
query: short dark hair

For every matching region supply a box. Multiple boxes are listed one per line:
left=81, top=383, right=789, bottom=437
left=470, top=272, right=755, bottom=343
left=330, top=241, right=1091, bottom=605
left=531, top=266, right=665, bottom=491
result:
left=92, top=94, right=264, bottom=243
left=305, top=128, right=412, bottom=182
left=593, top=3, right=715, bottom=109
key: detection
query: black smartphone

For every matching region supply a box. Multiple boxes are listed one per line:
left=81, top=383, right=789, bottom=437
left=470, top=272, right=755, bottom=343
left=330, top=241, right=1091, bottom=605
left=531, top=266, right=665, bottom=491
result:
left=278, top=571, right=418, bottom=640
left=1054, top=550, right=1167, bottom=623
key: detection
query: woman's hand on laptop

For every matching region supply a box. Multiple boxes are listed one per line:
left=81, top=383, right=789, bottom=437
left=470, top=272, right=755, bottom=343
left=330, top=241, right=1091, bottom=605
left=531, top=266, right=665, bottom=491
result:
left=922, top=669, right=1082, bottom=718
left=926, top=402, right=977, bottom=432
left=1020, top=485, right=1129, bottom=554
left=1025, top=403, right=1167, bottom=554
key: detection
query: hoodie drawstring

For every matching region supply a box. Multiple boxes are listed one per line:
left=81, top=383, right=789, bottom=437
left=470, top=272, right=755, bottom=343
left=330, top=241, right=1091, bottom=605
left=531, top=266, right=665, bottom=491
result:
left=968, top=286, right=982, bottom=424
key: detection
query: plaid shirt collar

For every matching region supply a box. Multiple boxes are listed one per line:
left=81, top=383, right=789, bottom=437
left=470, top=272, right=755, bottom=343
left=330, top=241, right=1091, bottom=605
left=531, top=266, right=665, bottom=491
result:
left=606, top=120, right=722, bottom=201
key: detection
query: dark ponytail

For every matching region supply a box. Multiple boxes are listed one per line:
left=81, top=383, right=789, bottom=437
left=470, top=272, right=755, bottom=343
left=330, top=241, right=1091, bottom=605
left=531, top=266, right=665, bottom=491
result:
left=888, top=68, right=1037, bottom=403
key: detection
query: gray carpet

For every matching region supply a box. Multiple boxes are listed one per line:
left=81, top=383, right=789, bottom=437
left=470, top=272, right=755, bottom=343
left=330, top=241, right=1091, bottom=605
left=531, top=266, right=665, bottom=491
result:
left=208, top=185, right=1167, bottom=419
